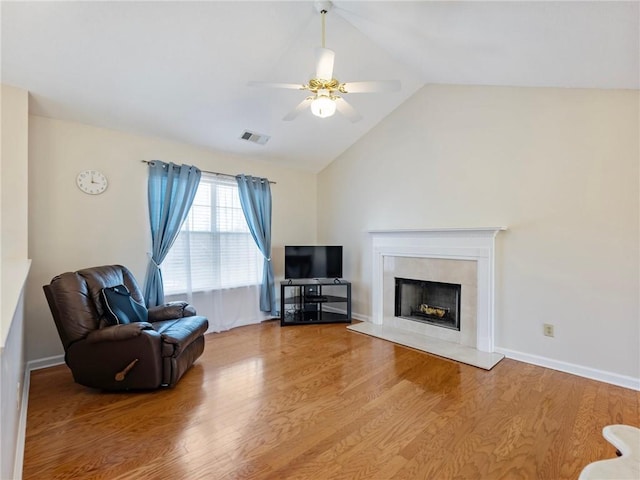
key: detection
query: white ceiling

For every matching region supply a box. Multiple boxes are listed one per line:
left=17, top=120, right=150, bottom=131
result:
left=2, top=1, right=638, bottom=173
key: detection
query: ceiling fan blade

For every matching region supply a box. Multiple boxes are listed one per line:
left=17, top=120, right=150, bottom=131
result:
left=335, top=97, right=362, bottom=123
left=283, top=97, right=313, bottom=121
left=247, top=81, right=303, bottom=90
left=315, top=47, right=335, bottom=80
left=341, top=80, right=401, bottom=94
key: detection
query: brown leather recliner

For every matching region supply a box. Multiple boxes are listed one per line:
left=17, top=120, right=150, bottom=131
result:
left=43, top=264, right=209, bottom=390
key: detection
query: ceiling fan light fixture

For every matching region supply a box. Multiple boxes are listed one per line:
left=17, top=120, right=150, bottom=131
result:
left=249, top=0, right=397, bottom=123
left=310, top=91, right=336, bottom=118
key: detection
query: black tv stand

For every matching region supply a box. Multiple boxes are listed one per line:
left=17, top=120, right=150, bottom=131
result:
left=280, top=279, right=351, bottom=325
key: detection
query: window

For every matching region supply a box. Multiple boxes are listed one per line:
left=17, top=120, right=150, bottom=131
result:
left=162, top=173, right=263, bottom=294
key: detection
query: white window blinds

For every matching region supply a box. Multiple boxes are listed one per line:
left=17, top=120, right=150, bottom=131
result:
left=162, top=173, right=263, bottom=295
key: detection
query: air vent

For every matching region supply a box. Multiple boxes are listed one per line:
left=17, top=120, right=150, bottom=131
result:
left=239, top=130, right=270, bottom=145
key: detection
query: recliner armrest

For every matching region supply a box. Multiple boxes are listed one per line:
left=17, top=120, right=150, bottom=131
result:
left=148, top=301, right=196, bottom=321
left=152, top=316, right=208, bottom=358
left=86, top=322, right=154, bottom=343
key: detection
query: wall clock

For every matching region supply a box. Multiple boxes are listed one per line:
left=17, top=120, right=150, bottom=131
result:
left=76, top=170, right=108, bottom=195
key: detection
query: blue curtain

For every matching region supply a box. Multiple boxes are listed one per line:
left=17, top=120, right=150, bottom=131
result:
left=236, top=174, right=276, bottom=315
left=143, top=161, right=201, bottom=307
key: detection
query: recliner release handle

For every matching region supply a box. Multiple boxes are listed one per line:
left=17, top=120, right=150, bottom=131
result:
left=115, top=358, right=139, bottom=381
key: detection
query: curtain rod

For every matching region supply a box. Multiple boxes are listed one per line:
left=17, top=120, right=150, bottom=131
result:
left=140, top=160, right=276, bottom=184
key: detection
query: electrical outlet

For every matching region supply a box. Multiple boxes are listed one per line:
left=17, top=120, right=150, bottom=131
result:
left=543, top=323, right=554, bottom=337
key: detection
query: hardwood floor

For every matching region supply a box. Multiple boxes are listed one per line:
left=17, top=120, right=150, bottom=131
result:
left=24, top=321, right=639, bottom=479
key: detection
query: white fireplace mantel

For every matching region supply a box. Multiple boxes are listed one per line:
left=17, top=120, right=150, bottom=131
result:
left=369, top=227, right=506, bottom=353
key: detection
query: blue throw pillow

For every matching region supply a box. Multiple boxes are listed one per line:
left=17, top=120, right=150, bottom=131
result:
left=100, top=284, right=148, bottom=326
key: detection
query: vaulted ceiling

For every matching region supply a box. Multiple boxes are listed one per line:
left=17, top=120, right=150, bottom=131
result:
left=2, top=1, right=638, bottom=172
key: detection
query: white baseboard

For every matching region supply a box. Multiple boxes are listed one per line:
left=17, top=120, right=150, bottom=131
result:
left=495, top=347, right=640, bottom=391
left=13, top=355, right=65, bottom=479
left=13, top=366, right=32, bottom=480
left=27, top=354, right=65, bottom=371
left=351, top=311, right=370, bottom=323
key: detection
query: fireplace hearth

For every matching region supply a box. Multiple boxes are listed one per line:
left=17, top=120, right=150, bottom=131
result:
left=395, top=277, right=461, bottom=330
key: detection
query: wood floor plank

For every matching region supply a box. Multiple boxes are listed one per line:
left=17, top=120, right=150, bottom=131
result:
left=23, top=321, right=640, bottom=479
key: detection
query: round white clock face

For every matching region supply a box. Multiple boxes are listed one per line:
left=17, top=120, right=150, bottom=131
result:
left=76, top=170, right=108, bottom=195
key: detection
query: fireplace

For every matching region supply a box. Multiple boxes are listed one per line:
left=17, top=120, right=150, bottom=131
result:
left=347, top=227, right=506, bottom=370
left=395, top=278, right=461, bottom=331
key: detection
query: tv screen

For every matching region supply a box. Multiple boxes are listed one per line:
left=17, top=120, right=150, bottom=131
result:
left=284, top=246, right=343, bottom=279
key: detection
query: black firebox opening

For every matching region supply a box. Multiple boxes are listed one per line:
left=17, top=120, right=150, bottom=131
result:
left=394, top=277, right=461, bottom=331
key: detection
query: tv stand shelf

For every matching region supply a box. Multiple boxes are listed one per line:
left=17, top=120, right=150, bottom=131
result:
left=280, top=280, right=351, bottom=326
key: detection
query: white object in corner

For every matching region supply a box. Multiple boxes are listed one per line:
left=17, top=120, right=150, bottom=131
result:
left=579, top=425, right=640, bottom=480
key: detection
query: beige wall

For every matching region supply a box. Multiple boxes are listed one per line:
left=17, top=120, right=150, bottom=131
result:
left=27, top=115, right=317, bottom=361
left=318, top=85, right=639, bottom=382
left=1, top=85, right=29, bottom=265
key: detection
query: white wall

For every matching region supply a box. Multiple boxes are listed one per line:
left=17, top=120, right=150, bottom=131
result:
left=27, top=115, right=317, bottom=361
left=0, top=84, right=30, bottom=480
left=318, top=85, right=639, bottom=385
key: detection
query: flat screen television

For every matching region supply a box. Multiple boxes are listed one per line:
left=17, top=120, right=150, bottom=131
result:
left=284, top=246, right=343, bottom=279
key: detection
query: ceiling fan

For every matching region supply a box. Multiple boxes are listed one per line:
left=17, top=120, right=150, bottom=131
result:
left=248, top=1, right=400, bottom=123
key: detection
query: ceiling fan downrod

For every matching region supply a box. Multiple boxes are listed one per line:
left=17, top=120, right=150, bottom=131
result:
left=321, top=9, right=326, bottom=48
left=315, top=1, right=332, bottom=48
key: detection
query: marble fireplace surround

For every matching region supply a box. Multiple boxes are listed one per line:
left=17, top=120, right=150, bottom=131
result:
left=388, top=256, right=476, bottom=346
left=348, top=227, right=506, bottom=370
